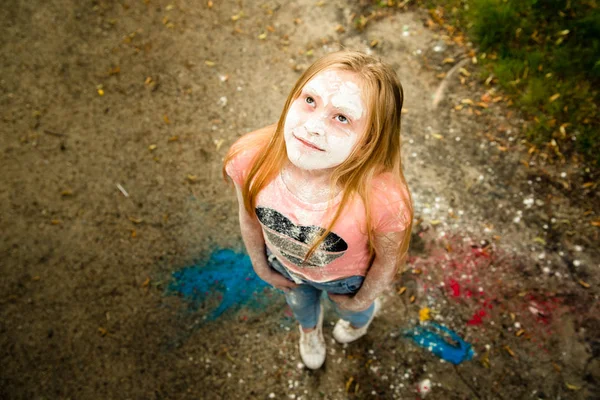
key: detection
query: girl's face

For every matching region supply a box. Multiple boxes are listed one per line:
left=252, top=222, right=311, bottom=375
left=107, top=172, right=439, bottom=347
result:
left=283, top=69, right=368, bottom=171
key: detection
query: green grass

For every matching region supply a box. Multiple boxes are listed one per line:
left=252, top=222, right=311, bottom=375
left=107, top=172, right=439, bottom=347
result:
left=365, top=0, right=600, bottom=167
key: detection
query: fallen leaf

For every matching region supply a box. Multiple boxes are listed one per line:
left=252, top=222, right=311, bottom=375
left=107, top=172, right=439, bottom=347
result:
left=141, top=277, right=150, bottom=288
left=214, top=138, right=225, bottom=150
left=578, top=280, right=590, bottom=288
left=258, top=32, right=267, bottom=40
left=552, top=363, right=561, bottom=372
left=98, top=327, right=108, bottom=337
left=419, top=308, right=431, bottom=321
left=163, top=114, right=170, bottom=124
left=187, top=174, right=198, bottom=183
left=442, top=57, right=455, bottom=64
left=459, top=67, right=471, bottom=77
left=515, top=329, right=525, bottom=337
left=51, top=219, right=62, bottom=225
left=549, top=93, right=560, bottom=102
left=565, top=383, right=581, bottom=391
left=345, top=376, right=354, bottom=393
left=168, top=135, right=179, bottom=142
left=533, top=237, right=547, bottom=245
left=61, top=189, right=74, bottom=197
left=431, top=133, right=443, bottom=140
left=591, top=220, right=600, bottom=227
left=461, top=98, right=474, bottom=105
left=504, top=345, right=516, bottom=358
left=131, top=229, right=137, bottom=238
left=480, top=351, right=490, bottom=368
left=410, top=295, right=416, bottom=303
left=207, top=1, right=213, bottom=8
left=128, top=216, right=143, bottom=224
left=205, top=60, right=216, bottom=66
left=335, top=25, right=345, bottom=33
left=398, top=286, right=406, bottom=295
left=266, top=25, right=275, bottom=32
left=97, top=89, right=104, bottom=96
left=148, top=144, right=157, bottom=151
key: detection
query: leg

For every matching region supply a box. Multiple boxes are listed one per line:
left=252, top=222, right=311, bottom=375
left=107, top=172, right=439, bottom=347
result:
left=330, top=299, right=376, bottom=328
left=284, top=284, right=323, bottom=330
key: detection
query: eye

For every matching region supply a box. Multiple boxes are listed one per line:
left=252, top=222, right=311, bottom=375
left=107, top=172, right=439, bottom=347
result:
left=336, top=114, right=348, bottom=124
left=305, top=96, right=315, bottom=105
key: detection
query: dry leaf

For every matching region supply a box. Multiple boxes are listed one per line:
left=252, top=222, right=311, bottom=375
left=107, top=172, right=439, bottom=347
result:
left=131, top=229, right=137, bottom=238
left=591, top=219, right=600, bottom=227
left=515, top=329, right=525, bottom=337
left=578, top=280, right=590, bottom=288
left=258, top=32, right=267, bottom=40
left=168, top=135, right=179, bottom=142
left=61, top=189, right=73, bottom=197
left=163, top=114, right=170, bottom=124
left=187, top=174, right=198, bottom=183
left=98, top=327, right=108, bottom=336
left=128, top=216, right=143, bottom=224
left=442, top=57, right=455, bottom=64
left=335, top=25, right=345, bottom=33
left=205, top=60, right=216, bottom=66
left=266, top=25, right=275, bottom=32
left=432, top=133, right=443, bottom=140
left=370, top=39, right=379, bottom=48
left=504, top=345, right=516, bottom=358
left=459, top=68, right=471, bottom=77
left=345, top=376, right=354, bottom=393
left=398, top=286, right=406, bottom=295
left=410, top=295, right=416, bottom=303
left=549, top=93, right=560, bottom=102
left=148, top=144, right=157, bottom=151
left=461, top=98, right=474, bottom=105
left=141, top=277, right=150, bottom=288
left=419, top=308, right=431, bottom=321
left=51, top=219, right=62, bottom=225
left=565, top=383, right=581, bottom=391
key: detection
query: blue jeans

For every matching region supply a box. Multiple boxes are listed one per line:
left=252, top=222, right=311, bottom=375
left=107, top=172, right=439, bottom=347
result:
left=266, top=250, right=375, bottom=329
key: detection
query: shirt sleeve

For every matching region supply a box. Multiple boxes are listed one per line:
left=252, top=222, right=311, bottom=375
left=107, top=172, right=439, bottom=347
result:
left=225, top=147, right=257, bottom=186
left=371, top=174, right=412, bottom=233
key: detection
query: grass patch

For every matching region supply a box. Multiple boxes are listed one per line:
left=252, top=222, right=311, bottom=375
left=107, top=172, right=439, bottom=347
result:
left=363, top=0, right=600, bottom=167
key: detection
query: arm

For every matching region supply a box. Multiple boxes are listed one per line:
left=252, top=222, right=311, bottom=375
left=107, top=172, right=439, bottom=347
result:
left=329, top=230, right=407, bottom=311
left=233, top=182, right=298, bottom=291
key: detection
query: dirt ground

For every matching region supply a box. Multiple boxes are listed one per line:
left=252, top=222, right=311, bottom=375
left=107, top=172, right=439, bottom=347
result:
left=1, top=1, right=599, bottom=399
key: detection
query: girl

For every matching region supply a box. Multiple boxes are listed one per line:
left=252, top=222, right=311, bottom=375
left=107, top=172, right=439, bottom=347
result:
left=223, top=51, right=412, bottom=370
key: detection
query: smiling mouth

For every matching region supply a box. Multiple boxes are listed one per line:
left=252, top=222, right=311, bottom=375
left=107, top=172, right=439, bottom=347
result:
left=293, top=134, right=325, bottom=151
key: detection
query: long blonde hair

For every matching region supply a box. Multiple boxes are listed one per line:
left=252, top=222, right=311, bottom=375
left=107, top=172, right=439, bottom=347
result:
left=223, top=50, right=413, bottom=264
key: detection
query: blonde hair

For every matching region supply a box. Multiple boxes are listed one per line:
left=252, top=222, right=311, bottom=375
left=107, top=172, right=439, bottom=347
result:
left=223, top=50, right=413, bottom=264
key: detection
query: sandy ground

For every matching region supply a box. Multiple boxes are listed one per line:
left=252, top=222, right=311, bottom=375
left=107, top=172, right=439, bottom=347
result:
left=1, top=1, right=599, bottom=399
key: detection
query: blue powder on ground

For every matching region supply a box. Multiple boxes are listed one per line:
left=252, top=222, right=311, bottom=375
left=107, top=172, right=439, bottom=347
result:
left=404, top=322, right=474, bottom=365
left=167, top=249, right=271, bottom=320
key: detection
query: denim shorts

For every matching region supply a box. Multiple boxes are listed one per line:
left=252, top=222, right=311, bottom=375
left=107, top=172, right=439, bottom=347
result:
left=266, top=248, right=365, bottom=295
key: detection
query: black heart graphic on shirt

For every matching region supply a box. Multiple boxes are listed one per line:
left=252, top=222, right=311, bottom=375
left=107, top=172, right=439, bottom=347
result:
left=256, top=207, right=348, bottom=268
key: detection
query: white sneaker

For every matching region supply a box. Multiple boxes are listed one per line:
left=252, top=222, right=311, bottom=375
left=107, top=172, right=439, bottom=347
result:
left=333, top=298, right=381, bottom=344
left=299, top=304, right=326, bottom=370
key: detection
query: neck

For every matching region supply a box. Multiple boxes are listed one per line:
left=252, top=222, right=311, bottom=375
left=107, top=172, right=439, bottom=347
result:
left=281, top=162, right=340, bottom=203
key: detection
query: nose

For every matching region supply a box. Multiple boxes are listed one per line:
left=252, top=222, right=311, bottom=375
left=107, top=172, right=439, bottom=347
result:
left=304, top=118, right=326, bottom=136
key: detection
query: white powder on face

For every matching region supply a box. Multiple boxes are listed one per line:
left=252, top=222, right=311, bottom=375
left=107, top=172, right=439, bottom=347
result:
left=283, top=69, right=365, bottom=171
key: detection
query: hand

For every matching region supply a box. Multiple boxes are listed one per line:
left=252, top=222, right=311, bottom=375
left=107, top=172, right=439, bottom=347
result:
left=259, top=270, right=299, bottom=293
left=328, top=293, right=372, bottom=312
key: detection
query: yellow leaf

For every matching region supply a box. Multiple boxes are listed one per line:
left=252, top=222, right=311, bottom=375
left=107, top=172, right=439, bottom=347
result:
left=61, top=189, right=73, bottom=197
left=441, top=57, right=455, bottom=64
left=306, top=49, right=314, bottom=56
left=504, top=345, right=515, bottom=358
left=429, top=220, right=441, bottom=225
left=591, top=219, right=600, bottom=227
left=231, top=14, right=241, bottom=21
left=578, top=280, right=590, bottom=288
left=187, top=174, right=198, bottom=183
left=565, top=383, right=581, bottom=391
left=398, top=286, right=406, bottom=295
left=168, top=135, right=179, bottom=142
left=558, top=29, right=570, bottom=36
left=515, top=329, right=525, bottom=337
left=98, top=327, right=108, bottom=336
left=258, top=32, right=267, bottom=40
left=205, top=60, right=216, bottom=66
left=97, top=89, right=105, bottom=96
left=410, top=295, right=415, bottom=303
left=549, top=93, right=560, bottom=102
left=141, top=277, right=150, bottom=288
left=128, top=216, right=143, bottom=224
left=148, top=144, right=157, bottom=151
left=459, top=68, right=471, bottom=77
left=51, top=219, right=62, bottom=225
left=461, top=98, right=474, bottom=105
left=533, top=237, right=546, bottom=245
left=419, top=308, right=431, bottom=321
left=370, top=39, right=379, bottom=48
left=431, top=133, right=444, bottom=140
left=163, top=114, right=170, bottom=124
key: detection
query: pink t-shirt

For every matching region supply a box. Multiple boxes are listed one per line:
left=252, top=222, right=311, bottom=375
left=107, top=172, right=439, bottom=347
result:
left=226, top=145, right=411, bottom=283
